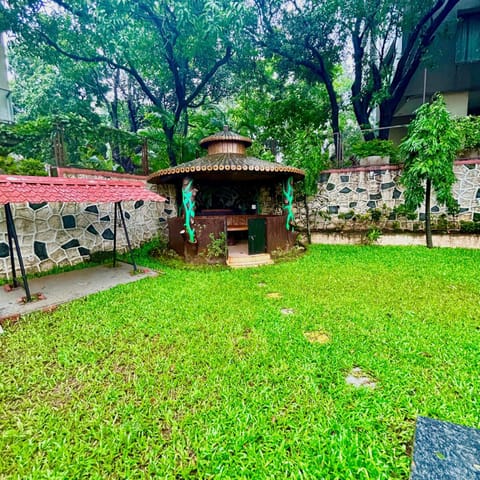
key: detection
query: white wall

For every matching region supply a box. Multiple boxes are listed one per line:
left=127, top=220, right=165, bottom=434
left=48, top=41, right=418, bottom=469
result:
left=0, top=33, right=13, bottom=123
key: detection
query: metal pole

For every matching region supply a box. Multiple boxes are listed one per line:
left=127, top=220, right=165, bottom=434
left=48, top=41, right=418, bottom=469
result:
left=117, top=202, right=137, bottom=272
left=113, top=202, right=118, bottom=268
left=5, top=203, right=31, bottom=301
left=5, top=204, right=18, bottom=287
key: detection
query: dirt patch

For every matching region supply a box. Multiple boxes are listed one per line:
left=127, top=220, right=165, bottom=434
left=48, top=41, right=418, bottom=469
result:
left=266, top=292, right=282, bottom=299
left=304, top=331, right=330, bottom=344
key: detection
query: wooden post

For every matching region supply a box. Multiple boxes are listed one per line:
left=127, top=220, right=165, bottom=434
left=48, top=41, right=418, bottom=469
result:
left=53, top=126, right=66, bottom=167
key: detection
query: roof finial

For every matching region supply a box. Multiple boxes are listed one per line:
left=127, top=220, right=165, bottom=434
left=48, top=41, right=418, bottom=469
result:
left=223, top=125, right=229, bottom=132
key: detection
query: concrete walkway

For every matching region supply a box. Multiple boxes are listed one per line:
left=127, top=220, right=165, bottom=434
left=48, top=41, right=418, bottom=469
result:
left=0, top=263, right=158, bottom=321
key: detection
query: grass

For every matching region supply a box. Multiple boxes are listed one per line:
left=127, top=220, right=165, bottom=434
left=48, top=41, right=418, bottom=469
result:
left=1, top=244, right=480, bottom=479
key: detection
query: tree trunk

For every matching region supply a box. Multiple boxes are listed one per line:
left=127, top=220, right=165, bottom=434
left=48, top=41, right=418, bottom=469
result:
left=127, top=98, right=139, bottom=132
left=324, top=77, right=341, bottom=161
left=425, top=178, right=433, bottom=248
left=164, top=125, right=177, bottom=167
left=352, top=97, right=375, bottom=141
left=378, top=101, right=396, bottom=140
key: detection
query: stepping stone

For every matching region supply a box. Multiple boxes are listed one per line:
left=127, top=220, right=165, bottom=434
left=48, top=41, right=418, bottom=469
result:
left=410, top=416, right=480, bottom=479
left=266, top=292, right=282, bottom=299
left=258, top=282, right=267, bottom=287
left=304, top=331, right=330, bottom=344
left=281, top=308, right=295, bottom=315
left=345, top=367, right=376, bottom=389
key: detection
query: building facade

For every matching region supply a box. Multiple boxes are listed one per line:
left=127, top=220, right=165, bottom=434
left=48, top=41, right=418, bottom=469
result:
left=0, top=33, right=13, bottom=124
left=391, top=0, right=480, bottom=142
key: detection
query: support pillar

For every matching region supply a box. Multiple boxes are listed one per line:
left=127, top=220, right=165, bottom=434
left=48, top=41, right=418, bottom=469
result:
left=4, top=203, right=31, bottom=302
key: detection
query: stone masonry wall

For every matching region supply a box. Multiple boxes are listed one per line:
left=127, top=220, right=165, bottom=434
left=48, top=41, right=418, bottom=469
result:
left=295, top=159, right=480, bottom=231
left=0, top=169, right=177, bottom=279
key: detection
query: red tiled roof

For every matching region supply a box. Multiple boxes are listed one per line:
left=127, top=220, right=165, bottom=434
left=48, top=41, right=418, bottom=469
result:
left=0, top=175, right=166, bottom=205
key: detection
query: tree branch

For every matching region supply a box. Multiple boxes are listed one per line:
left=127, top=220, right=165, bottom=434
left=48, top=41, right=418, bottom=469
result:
left=391, top=0, right=459, bottom=91
left=37, top=31, right=161, bottom=107
left=185, top=46, right=233, bottom=107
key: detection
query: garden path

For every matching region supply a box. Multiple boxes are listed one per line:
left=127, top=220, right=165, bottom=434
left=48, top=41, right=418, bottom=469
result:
left=0, top=262, right=157, bottom=322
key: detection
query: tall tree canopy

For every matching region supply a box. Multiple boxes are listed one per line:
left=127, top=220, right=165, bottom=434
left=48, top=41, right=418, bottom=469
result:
left=3, top=0, right=244, bottom=166
left=400, top=94, right=460, bottom=248
left=252, top=0, right=460, bottom=142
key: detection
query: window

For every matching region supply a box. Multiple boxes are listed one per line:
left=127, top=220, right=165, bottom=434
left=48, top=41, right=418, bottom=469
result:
left=456, top=12, right=480, bottom=63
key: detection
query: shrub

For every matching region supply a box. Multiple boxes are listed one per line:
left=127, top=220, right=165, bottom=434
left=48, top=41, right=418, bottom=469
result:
left=369, top=208, right=383, bottom=222
left=456, top=116, right=480, bottom=151
left=204, top=232, right=227, bottom=260
left=351, top=139, right=399, bottom=162
left=0, top=155, right=47, bottom=176
left=459, top=221, right=480, bottom=233
left=364, top=226, right=382, bottom=244
left=393, top=204, right=417, bottom=220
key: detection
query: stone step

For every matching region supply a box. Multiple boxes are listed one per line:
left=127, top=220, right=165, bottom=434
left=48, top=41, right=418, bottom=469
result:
left=227, top=253, right=273, bottom=268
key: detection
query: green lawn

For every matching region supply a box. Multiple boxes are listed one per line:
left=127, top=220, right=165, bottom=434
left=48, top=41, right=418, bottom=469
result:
left=1, top=244, right=479, bottom=479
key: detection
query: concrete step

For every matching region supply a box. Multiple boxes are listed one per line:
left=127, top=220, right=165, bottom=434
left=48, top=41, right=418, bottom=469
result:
left=227, top=253, right=274, bottom=268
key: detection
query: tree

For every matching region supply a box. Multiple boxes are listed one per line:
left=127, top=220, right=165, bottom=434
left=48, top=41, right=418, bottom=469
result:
left=10, top=40, right=153, bottom=133
left=3, top=0, right=244, bottom=166
left=345, top=0, right=460, bottom=139
left=252, top=0, right=460, bottom=142
left=400, top=94, right=460, bottom=248
left=251, top=0, right=342, bottom=149
left=228, top=63, right=331, bottom=193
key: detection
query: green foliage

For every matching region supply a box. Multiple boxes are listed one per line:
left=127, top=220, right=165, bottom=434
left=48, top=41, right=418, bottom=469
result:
left=6, top=0, right=246, bottom=166
left=456, top=116, right=480, bottom=152
left=412, top=222, right=422, bottom=232
left=2, top=245, right=480, bottom=477
left=203, top=232, right=228, bottom=260
left=364, top=226, right=383, bottom=244
left=8, top=46, right=104, bottom=124
left=459, top=221, right=480, bottom=233
left=338, top=210, right=355, bottom=220
left=391, top=220, right=401, bottom=231
left=284, top=129, right=330, bottom=196
left=0, top=155, right=47, bottom=176
left=0, top=114, right=149, bottom=172
left=434, top=214, right=449, bottom=232
left=228, top=64, right=331, bottom=195
left=369, top=208, right=383, bottom=222
left=400, top=95, right=461, bottom=214
left=252, top=0, right=459, bottom=141
left=351, top=139, right=399, bottom=162
left=393, top=204, right=418, bottom=221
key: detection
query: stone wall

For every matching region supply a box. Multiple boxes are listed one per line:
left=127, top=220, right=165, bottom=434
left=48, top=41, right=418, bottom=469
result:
left=297, top=159, right=480, bottom=231
left=0, top=169, right=177, bottom=279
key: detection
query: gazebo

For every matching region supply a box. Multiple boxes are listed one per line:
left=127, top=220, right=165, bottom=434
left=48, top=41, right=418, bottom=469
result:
left=147, top=127, right=305, bottom=264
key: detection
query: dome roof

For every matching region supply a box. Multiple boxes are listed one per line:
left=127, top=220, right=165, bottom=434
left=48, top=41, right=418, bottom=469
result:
left=147, top=127, right=305, bottom=184
left=199, top=126, right=252, bottom=149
